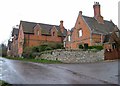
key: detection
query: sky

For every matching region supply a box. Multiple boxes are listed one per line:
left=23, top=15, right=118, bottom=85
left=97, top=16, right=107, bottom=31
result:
left=0, top=0, right=119, bottom=44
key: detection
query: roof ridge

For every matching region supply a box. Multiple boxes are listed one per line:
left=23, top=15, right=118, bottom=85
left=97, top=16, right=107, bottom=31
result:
left=39, top=23, right=59, bottom=27
left=82, top=15, right=115, bottom=24
left=82, top=15, right=94, bottom=19
left=21, top=20, right=59, bottom=27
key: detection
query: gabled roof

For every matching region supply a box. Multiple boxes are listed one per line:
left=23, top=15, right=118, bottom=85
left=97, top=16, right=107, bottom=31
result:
left=103, top=34, right=111, bottom=43
left=20, top=21, right=67, bottom=36
left=12, top=28, right=19, bottom=36
left=103, top=30, right=120, bottom=44
left=82, top=16, right=116, bottom=34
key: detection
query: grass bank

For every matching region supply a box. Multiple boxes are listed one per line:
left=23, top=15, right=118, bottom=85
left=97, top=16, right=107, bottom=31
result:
left=4, top=57, right=62, bottom=64
left=0, top=80, right=11, bottom=86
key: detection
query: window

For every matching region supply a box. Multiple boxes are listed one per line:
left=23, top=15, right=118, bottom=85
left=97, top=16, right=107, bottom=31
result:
left=79, top=29, right=82, bottom=37
left=68, top=35, right=71, bottom=41
left=112, top=43, right=117, bottom=49
left=53, top=32, right=55, bottom=36
left=37, top=30, right=39, bottom=35
left=64, top=42, right=66, bottom=47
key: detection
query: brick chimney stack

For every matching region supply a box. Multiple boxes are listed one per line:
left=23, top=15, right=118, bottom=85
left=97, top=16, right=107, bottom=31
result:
left=60, top=20, right=64, bottom=33
left=93, top=2, right=101, bottom=17
left=79, top=11, right=82, bottom=16
left=93, top=2, right=104, bottom=24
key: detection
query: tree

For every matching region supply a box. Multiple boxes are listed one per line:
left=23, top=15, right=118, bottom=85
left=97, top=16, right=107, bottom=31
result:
left=0, top=43, right=7, bottom=57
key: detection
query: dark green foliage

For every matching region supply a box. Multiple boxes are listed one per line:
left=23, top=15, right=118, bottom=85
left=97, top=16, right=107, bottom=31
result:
left=84, top=43, right=88, bottom=49
left=45, top=46, right=52, bottom=50
left=22, top=47, right=34, bottom=58
left=0, top=80, right=11, bottom=86
left=39, top=45, right=48, bottom=51
left=56, top=43, right=64, bottom=49
left=79, top=44, right=103, bottom=51
left=79, top=44, right=83, bottom=49
left=23, top=43, right=64, bottom=58
left=88, top=46, right=103, bottom=50
left=32, top=46, right=39, bottom=52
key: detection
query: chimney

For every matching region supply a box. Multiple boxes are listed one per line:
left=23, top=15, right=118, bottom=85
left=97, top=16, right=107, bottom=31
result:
left=93, top=2, right=104, bottom=23
left=110, top=19, right=112, bottom=22
left=79, top=11, right=82, bottom=16
left=60, top=20, right=64, bottom=33
left=93, top=2, right=101, bottom=17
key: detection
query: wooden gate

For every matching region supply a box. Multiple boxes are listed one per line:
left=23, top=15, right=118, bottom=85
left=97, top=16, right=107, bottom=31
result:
left=104, top=48, right=120, bottom=60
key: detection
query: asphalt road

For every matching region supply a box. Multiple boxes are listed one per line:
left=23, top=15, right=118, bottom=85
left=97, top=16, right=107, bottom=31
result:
left=0, top=57, right=119, bottom=85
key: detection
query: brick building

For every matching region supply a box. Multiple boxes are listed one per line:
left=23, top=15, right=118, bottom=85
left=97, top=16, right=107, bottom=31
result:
left=8, top=20, right=67, bottom=57
left=7, top=28, right=19, bottom=57
left=64, top=2, right=118, bottom=49
left=103, top=27, right=120, bottom=60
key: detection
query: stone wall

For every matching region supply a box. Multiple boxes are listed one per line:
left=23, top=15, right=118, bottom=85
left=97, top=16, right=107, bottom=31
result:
left=36, top=49, right=104, bottom=63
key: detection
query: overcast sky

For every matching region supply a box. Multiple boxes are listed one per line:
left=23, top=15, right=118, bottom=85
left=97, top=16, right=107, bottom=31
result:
left=0, top=0, right=119, bottom=44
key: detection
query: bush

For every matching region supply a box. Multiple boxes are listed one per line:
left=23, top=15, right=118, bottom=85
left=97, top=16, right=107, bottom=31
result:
left=45, top=46, right=52, bottom=50
left=23, top=42, right=64, bottom=58
left=88, top=46, right=103, bottom=50
left=38, top=45, right=47, bottom=52
left=56, top=43, right=64, bottom=49
left=32, top=46, right=39, bottom=52
left=84, top=43, right=88, bottom=49
left=22, top=47, right=34, bottom=58
left=79, top=44, right=83, bottom=49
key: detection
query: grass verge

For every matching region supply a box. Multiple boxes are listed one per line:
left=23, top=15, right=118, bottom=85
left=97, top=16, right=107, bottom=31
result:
left=3, top=57, right=62, bottom=64
left=0, top=80, right=11, bottom=86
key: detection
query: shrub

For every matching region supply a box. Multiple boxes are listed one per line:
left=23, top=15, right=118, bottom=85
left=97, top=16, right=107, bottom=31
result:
left=22, top=47, right=34, bottom=58
left=45, top=46, right=52, bottom=50
left=79, top=44, right=83, bottom=49
left=84, top=43, right=88, bottom=49
left=88, top=46, right=103, bottom=50
left=32, top=46, right=39, bottom=52
left=38, top=45, right=47, bottom=52
left=56, top=43, right=64, bottom=49
left=23, top=42, right=64, bottom=58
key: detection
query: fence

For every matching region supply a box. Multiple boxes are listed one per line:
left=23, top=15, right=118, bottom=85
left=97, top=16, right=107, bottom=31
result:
left=104, top=48, right=120, bottom=60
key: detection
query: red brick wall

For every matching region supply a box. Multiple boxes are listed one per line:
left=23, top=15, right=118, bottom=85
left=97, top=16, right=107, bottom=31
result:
left=92, top=34, right=103, bottom=45
left=66, top=13, right=91, bottom=49
left=17, top=24, right=24, bottom=57
left=24, top=34, right=63, bottom=47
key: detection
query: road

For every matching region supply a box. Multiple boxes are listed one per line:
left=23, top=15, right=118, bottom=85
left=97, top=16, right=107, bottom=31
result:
left=0, top=57, right=119, bottom=84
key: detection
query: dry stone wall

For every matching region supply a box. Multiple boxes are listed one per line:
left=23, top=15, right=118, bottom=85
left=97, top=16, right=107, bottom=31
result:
left=36, top=49, right=104, bottom=63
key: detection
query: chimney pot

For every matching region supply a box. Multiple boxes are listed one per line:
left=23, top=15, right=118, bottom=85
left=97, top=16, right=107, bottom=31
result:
left=79, top=11, right=82, bottom=15
left=60, top=20, right=63, bottom=23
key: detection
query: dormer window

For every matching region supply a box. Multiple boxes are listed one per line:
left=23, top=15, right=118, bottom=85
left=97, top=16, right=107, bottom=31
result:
left=78, top=29, right=82, bottom=37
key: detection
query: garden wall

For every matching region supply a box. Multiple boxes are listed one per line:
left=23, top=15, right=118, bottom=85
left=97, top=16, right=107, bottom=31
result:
left=36, top=49, right=104, bottom=63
